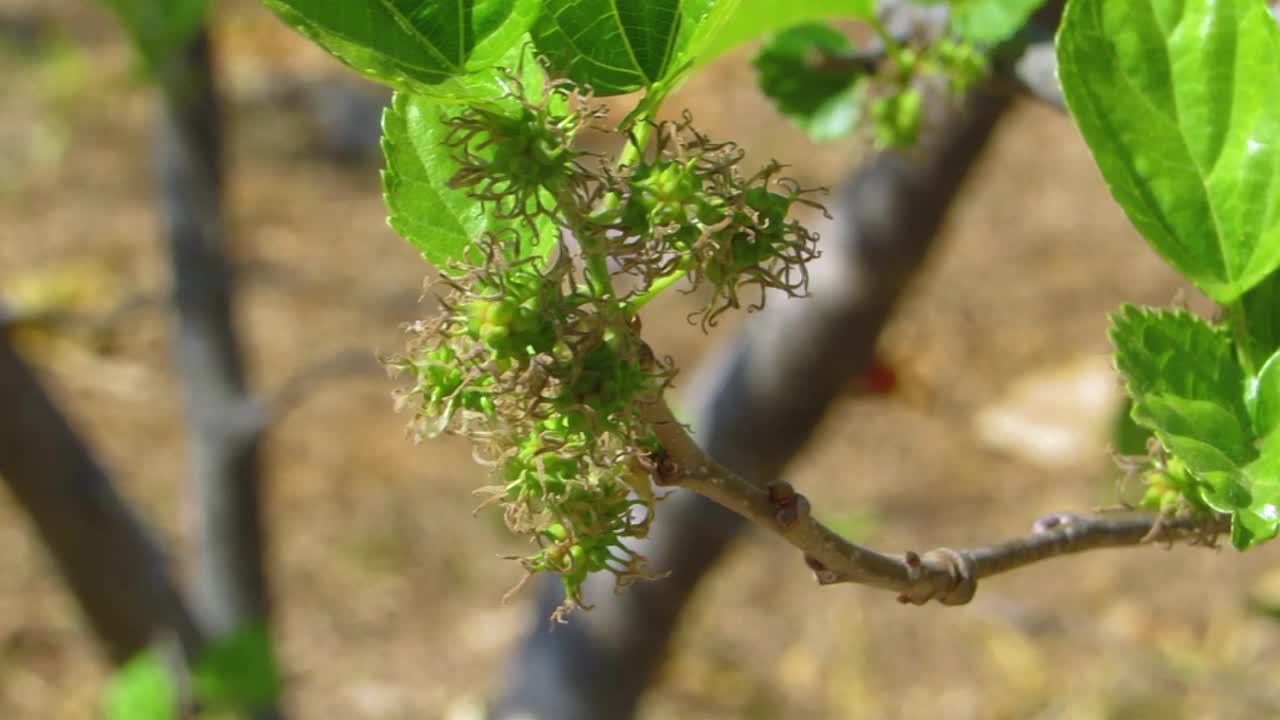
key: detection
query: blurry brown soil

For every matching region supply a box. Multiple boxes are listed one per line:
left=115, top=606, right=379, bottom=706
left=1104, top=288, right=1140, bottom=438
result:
left=3, top=2, right=1280, bottom=719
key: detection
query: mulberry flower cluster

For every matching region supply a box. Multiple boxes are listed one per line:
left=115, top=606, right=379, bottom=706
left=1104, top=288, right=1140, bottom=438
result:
left=389, top=67, right=826, bottom=612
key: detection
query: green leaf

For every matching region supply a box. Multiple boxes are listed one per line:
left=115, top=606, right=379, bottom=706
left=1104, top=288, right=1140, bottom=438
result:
left=677, top=0, right=739, bottom=66
left=99, top=0, right=206, bottom=72
left=1109, top=305, right=1248, bottom=425
left=689, top=0, right=875, bottom=68
left=1133, top=394, right=1253, bottom=466
left=1109, top=396, right=1153, bottom=456
left=1238, top=431, right=1280, bottom=547
left=1057, top=0, right=1280, bottom=303
left=192, top=623, right=281, bottom=711
left=751, top=24, right=865, bottom=140
left=1232, top=500, right=1280, bottom=548
left=1237, top=274, right=1280, bottom=369
left=104, top=652, right=176, bottom=720
left=381, top=84, right=556, bottom=270
left=950, top=0, right=1049, bottom=46
left=1111, top=304, right=1271, bottom=543
left=382, top=93, right=488, bottom=267
left=531, top=0, right=684, bottom=95
left=256, top=0, right=539, bottom=94
left=1248, top=348, right=1280, bottom=435
left=1145, top=421, right=1252, bottom=536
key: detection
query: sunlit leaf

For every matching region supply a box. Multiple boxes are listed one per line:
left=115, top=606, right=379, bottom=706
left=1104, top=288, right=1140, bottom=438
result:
left=381, top=50, right=556, bottom=270
left=1133, top=394, right=1252, bottom=467
left=752, top=23, right=866, bottom=140
left=532, top=0, right=683, bottom=94
left=1248, top=348, right=1280, bottom=435
left=192, top=623, right=281, bottom=711
left=950, top=0, right=1049, bottom=45
left=1058, top=0, right=1280, bottom=303
left=1239, top=431, right=1280, bottom=547
left=689, top=0, right=874, bottom=67
left=257, top=0, right=539, bottom=94
left=1237, top=274, right=1280, bottom=369
left=1109, top=305, right=1248, bottom=426
left=104, top=652, right=175, bottom=720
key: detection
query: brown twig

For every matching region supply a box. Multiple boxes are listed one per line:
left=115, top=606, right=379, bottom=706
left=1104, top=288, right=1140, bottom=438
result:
left=640, top=394, right=1228, bottom=606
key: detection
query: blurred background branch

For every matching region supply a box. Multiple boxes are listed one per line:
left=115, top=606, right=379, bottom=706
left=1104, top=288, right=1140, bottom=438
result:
left=153, top=23, right=284, bottom=719
left=0, top=332, right=205, bottom=667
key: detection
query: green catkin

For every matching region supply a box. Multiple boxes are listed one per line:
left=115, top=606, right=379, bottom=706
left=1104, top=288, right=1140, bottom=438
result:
left=388, top=68, right=826, bottom=616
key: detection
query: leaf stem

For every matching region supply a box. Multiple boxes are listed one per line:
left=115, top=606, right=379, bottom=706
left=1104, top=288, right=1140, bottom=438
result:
left=867, top=17, right=912, bottom=78
left=625, top=258, right=693, bottom=316
left=1228, top=299, right=1262, bottom=375
left=581, top=247, right=614, bottom=298
left=618, top=119, right=653, bottom=169
left=579, top=103, right=658, bottom=303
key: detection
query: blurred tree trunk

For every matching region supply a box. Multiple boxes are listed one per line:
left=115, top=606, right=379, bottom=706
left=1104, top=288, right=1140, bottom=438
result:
left=155, top=27, right=282, bottom=719
left=156, top=23, right=270, bottom=645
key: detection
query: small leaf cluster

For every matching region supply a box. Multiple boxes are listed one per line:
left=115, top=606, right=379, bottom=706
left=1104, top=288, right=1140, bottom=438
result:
left=1058, top=0, right=1280, bottom=551
left=105, top=623, right=280, bottom=720
left=1110, top=306, right=1280, bottom=549
left=751, top=19, right=993, bottom=148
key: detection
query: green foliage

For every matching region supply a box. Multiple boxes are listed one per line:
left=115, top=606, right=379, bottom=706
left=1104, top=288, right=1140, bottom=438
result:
left=1109, top=306, right=1247, bottom=422
left=385, top=79, right=824, bottom=608
left=1058, top=0, right=1280, bottom=304
left=105, top=651, right=175, bottom=720
left=925, top=37, right=989, bottom=94
left=750, top=18, right=991, bottom=146
left=382, top=94, right=485, bottom=268
left=256, top=0, right=539, bottom=95
left=868, top=88, right=922, bottom=148
left=1109, top=397, right=1153, bottom=457
left=1249, top=349, right=1280, bottom=436
left=1237, top=274, right=1280, bottom=372
left=948, top=0, right=1049, bottom=45
left=1108, top=307, right=1280, bottom=548
left=531, top=0, right=687, bottom=95
left=191, top=623, right=282, bottom=713
left=98, top=0, right=206, bottom=72
left=691, top=0, right=874, bottom=66
left=751, top=24, right=865, bottom=140
left=1242, top=432, right=1280, bottom=520
left=1059, top=1, right=1280, bottom=550
left=381, top=51, right=562, bottom=269
left=256, top=0, right=1280, bottom=598
left=104, top=624, right=280, bottom=720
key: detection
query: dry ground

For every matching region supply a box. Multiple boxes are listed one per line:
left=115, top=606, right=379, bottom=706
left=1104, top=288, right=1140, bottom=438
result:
left=3, top=3, right=1280, bottom=719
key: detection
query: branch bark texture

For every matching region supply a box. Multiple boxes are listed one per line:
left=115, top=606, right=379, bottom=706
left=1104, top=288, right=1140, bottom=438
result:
left=643, top=396, right=1227, bottom=606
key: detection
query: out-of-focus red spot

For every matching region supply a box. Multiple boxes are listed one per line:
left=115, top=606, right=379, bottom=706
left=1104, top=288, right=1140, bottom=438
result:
left=863, top=359, right=897, bottom=396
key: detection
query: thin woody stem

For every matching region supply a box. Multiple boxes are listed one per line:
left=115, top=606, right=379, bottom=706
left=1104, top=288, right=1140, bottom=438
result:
left=639, top=393, right=1229, bottom=606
